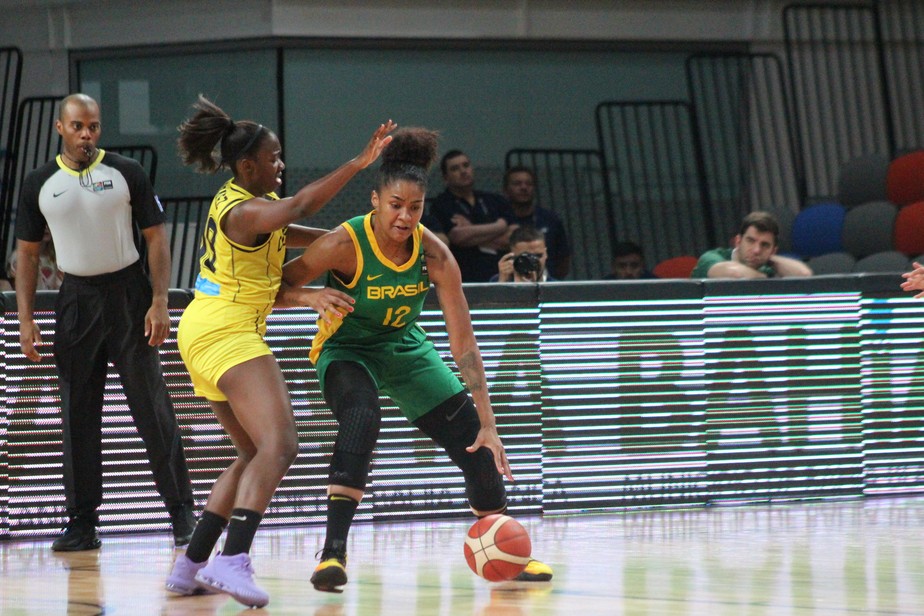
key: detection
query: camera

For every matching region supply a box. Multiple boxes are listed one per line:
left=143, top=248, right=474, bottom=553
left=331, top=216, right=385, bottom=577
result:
left=513, top=252, right=543, bottom=277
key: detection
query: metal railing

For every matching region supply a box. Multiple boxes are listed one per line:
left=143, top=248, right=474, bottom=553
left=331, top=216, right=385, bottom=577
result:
left=686, top=52, right=805, bottom=250
left=595, top=100, right=715, bottom=266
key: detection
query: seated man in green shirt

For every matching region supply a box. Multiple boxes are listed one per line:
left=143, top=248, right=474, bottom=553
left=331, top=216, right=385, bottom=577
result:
left=692, top=211, right=813, bottom=279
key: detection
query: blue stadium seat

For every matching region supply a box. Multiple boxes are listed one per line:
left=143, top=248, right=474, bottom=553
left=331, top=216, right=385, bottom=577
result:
left=790, top=202, right=846, bottom=258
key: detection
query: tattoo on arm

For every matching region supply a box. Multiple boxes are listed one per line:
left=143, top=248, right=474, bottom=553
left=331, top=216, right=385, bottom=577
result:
left=457, top=351, right=484, bottom=392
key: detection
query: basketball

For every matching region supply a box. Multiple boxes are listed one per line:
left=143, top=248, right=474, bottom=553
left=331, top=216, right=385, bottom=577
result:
left=464, top=514, right=532, bottom=581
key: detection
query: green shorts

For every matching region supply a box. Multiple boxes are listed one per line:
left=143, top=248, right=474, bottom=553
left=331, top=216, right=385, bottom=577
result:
left=314, top=325, right=465, bottom=421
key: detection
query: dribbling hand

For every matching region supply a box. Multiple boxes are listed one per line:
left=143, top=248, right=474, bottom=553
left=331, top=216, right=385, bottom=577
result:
left=467, top=425, right=515, bottom=482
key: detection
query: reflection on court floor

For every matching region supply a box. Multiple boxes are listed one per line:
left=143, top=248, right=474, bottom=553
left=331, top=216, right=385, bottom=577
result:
left=2, top=496, right=924, bottom=615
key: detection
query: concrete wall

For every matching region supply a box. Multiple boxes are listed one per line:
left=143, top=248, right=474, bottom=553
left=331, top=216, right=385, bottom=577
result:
left=0, top=0, right=852, bottom=98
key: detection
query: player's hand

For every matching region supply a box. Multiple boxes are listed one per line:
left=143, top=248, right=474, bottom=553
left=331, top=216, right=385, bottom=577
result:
left=901, top=261, right=924, bottom=296
left=144, top=302, right=171, bottom=347
left=19, top=320, right=42, bottom=362
left=293, top=287, right=354, bottom=323
left=356, top=120, right=397, bottom=169
left=467, top=425, right=514, bottom=482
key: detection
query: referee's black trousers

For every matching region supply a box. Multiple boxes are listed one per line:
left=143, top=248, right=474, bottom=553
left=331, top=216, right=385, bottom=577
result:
left=54, top=261, right=193, bottom=521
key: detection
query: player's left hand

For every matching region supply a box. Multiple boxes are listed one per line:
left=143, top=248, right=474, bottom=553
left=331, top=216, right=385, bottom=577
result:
left=145, top=303, right=170, bottom=347
left=467, top=425, right=514, bottom=482
left=295, top=287, right=355, bottom=323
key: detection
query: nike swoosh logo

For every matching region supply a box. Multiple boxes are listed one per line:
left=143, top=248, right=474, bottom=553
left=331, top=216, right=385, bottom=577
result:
left=446, top=402, right=466, bottom=422
left=229, top=515, right=248, bottom=522
left=53, top=190, right=68, bottom=198
left=366, top=274, right=384, bottom=281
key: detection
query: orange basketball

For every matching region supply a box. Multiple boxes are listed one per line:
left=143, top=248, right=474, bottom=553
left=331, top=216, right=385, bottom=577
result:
left=463, top=514, right=532, bottom=581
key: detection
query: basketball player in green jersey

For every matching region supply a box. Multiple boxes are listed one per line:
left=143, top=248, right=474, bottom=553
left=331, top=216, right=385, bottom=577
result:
left=279, top=127, right=553, bottom=592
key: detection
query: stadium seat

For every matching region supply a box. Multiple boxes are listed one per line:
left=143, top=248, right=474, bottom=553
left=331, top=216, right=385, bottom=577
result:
left=837, top=153, right=890, bottom=208
left=853, top=251, right=911, bottom=273
left=886, top=150, right=924, bottom=207
left=841, top=200, right=898, bottom=259
left=893, top=201, right=924, bottom=256
left=652, top=255, right=698, bottom=279
left=790, top=202, right=846, bottom=258
left=806, top=252, right=856, bottom=275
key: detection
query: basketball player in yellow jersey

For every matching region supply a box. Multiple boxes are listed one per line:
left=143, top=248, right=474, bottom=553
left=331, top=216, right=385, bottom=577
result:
left=280, top=128, right=553, bottom=593
left=165, top=95, right=394, bottom=609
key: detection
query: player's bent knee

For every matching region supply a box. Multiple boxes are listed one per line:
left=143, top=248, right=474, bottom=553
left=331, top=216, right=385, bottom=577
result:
left=329, top=448, right=374, bottom=491
left=334, top=405, right=381, bottom=454
left=277, top=437, right=299, bottom=468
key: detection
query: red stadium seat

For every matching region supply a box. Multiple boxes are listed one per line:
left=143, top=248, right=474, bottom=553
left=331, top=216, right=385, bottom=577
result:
left=893, top=201, right=924, bottom=256
left=653, top=255, right=698, bottom=279
left=887, top=150, right=924, bottom=207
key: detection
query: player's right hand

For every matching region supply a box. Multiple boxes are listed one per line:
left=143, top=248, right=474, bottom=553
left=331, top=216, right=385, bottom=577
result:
left=19, top=320, right=42, bottom=362
left=356, top=120, right=397, bottom=168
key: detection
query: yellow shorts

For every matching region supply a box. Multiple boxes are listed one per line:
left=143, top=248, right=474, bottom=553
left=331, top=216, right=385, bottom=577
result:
left=177, top=297, right=274, bottom=402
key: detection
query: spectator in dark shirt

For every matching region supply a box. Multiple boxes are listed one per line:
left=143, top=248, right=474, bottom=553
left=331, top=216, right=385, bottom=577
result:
left=430, top=150, right=512, bottom=282
left=604, top=241, right=655, bottom=280
left=502, top=166, right=571, bottom=280
left=421, top=203, right=449, bottom=245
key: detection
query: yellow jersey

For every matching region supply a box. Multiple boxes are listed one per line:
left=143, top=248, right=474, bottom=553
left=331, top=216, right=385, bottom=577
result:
left=193, top=179, right=287, bottom=317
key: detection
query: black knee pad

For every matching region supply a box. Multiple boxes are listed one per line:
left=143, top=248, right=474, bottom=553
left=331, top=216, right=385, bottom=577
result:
left=327, top=404, right=381, bottom=490
left=324, top=361, right=382, bottom=490
left=414, top=392, right=507, bottom=512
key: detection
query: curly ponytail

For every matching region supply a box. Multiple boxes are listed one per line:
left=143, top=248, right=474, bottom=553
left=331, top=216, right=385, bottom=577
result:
left=376, top=127, right=439, bottom=190
left=177, top=94, right=267, bottom=174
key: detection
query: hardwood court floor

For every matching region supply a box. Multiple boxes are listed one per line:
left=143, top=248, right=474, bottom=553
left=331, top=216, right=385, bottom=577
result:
left=2, top=496, right=924, bottom=615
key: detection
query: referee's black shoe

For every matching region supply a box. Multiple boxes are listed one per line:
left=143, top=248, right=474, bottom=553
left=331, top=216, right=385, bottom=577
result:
left=51, top=515, right=101, bottom=552
left=170, top=503, right=197, bottom=547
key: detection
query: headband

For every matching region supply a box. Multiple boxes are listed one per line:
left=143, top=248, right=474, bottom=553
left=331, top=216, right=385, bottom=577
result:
left=224, top=123, right=264, bottom=164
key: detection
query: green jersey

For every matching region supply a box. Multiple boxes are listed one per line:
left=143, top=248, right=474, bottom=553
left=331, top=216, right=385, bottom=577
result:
left=692, top=247, right=776, bottom=278
left=311, top=212, right=464, bottom=420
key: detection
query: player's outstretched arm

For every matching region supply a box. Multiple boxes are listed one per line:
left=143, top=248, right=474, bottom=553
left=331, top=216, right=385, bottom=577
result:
left=232, top=121, right=396, bottom=236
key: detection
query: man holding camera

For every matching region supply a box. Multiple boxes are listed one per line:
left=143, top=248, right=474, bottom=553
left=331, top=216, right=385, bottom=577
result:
left=493, top=226, right=553, bottom=283
left=503, top=166, right=571, bottom=280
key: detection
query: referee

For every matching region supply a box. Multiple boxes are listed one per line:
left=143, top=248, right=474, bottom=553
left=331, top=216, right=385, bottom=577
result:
left=13, top=93, right=195, bottom=551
